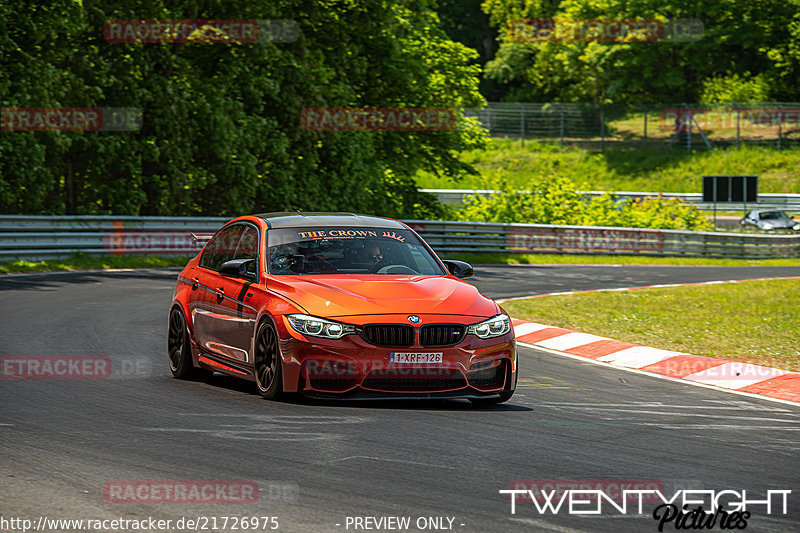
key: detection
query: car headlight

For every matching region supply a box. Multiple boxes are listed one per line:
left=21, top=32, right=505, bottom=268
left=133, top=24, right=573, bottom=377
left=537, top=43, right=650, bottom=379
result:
left=287, top=314, right=355, bottom=339
left=467, top=314, right=511, bottom=339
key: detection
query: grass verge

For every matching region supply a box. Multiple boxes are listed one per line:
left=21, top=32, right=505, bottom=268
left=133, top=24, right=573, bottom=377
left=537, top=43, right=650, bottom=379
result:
left=503, top=279, right=800, bottom=371
left=2, top=252, right=797, bottom=274
left=0, top=254, right=192, bottom=274
left=443, top=252, right=800, bottom=267
left=416, top=138, right=800, bottom=195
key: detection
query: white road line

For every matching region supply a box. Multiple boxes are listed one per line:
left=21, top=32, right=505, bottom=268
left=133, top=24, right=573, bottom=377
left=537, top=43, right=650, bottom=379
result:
left=328, top=456, right=457, bottom=469
left=508, top=517, right=595, bottom=533
left=533, top=402, right=788, bottom=410
left=637, top=424, right=800, bottom=431
left=533, top=408, right=798, bottom=422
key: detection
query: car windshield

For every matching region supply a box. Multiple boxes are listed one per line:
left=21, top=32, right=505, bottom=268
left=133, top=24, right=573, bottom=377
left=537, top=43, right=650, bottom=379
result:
left=266, top=227, right=446, bottom=275
left=760, top=211, right=789, bottom=220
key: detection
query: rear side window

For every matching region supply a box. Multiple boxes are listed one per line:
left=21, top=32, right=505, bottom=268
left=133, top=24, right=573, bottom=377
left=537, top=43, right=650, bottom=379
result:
left=200, top=224, right=245, bottom=271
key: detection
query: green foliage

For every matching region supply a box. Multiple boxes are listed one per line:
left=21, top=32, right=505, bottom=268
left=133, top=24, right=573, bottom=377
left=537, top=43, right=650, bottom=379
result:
left=457, top=173, right=584, bottom=224
left=455, top=172, right=713, bottom=230
left=592, top=195, right=713, bottom=230
left=699, top=73, right=771, bottom=104
left=481, top=0, right=800, bottom=103
left=0, top=0, right=485, bottom=217
left=415, top=138, right=800, bottom=194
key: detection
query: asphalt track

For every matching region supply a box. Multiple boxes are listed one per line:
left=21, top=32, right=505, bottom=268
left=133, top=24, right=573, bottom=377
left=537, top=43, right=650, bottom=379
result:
left=1, top=265, right=799, bottom=533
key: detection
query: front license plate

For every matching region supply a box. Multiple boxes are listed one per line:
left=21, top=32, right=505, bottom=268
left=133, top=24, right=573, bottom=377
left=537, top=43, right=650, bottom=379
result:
left=390, top=352, right=443, bottom=364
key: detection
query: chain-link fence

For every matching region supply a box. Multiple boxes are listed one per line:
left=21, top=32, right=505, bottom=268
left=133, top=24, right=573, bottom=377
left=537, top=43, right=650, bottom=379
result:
left=465, top=102, right=800, bottom=150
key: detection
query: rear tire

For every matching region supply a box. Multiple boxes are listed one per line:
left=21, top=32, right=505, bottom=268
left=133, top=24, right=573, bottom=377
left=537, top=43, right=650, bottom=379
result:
left=168, top=307, right=209, bottom=380
left=254, top=320, right=284, bottom=400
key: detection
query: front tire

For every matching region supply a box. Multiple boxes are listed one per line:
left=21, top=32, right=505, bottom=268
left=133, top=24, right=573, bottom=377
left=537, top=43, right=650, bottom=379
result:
left=254, top=319, right=284, bottom=400
left=168, top=307, right=209, bottom=380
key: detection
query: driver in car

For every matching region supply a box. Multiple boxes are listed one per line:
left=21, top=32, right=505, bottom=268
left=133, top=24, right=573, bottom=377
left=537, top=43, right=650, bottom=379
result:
left=358, top=243, right=384, bottom=266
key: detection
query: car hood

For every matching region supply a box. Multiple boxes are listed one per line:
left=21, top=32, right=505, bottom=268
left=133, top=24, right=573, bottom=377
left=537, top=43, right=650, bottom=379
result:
left=267, top=275, right=498, bottom=318
left=759, top=219, right=796, bottom=229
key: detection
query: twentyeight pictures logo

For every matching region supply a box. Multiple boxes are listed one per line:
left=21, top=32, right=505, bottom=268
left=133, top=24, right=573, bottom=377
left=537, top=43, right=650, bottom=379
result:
left=500, top=484, right=791, bottom=531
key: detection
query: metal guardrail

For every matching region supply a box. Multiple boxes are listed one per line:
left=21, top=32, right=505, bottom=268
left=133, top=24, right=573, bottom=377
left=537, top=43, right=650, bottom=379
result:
left=403, top=220, right=800, bottom=259
left=0, top=216, right=228, bottom=260
left=0, top=215, right=798, bottom=261
left=421, top=189, right=800, bottom=212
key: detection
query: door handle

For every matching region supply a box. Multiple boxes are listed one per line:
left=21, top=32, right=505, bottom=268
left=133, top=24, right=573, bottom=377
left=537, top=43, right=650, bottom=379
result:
left=216, top=287, right=225, bottom=295
left=191, top=277, right=199, bottom=290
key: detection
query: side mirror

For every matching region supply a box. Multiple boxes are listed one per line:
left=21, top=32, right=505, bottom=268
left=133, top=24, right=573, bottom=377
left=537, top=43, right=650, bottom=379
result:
left=219, top=259, right=257, bottom=281
left=442, top=259, right=474, bottom=279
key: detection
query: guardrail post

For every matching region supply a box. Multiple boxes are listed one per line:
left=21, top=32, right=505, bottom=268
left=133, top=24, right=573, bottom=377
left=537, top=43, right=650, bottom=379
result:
left=559, top=109, right=565, bottom=148
left=687, top=109, right=692, bottom=151
left=600, top=105, right=605, bottom=152
left=642, top=105, right=647, bottom=148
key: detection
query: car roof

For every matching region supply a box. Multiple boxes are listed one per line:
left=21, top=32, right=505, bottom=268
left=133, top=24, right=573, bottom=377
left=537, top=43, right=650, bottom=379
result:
left=252, top=212, right=406, bottom=230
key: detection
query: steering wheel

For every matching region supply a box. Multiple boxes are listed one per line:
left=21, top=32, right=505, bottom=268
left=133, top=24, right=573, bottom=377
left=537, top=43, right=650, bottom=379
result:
left=376, top=264, right=418, bottom=275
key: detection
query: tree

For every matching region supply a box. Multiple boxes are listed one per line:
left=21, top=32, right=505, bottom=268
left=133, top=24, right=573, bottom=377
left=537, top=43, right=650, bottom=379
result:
left=482, top=0, right=800, bottom=103
left=0, top=0, right=485, bottom=216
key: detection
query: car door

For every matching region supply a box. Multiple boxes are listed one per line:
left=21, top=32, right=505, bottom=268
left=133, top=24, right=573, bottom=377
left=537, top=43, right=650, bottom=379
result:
left=191, top=223, right=246, bottom=361
left=211, top=223, right=260, bottom=364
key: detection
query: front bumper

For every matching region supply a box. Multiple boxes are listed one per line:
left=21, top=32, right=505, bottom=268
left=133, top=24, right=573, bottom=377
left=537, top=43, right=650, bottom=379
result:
left=275, top=315, right=517, bottom=396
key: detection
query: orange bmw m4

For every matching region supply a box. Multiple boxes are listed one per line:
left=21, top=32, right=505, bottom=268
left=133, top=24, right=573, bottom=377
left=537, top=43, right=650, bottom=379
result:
left=168, top=213, right=517, bottom=403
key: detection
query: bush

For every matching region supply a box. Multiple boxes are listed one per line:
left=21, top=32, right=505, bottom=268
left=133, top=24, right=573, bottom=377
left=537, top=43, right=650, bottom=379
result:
left=457, top=174, right=584, bottom=225
left=699, top=73, right=771, bottom=104
left=455, top=174, right=713, bottom=231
